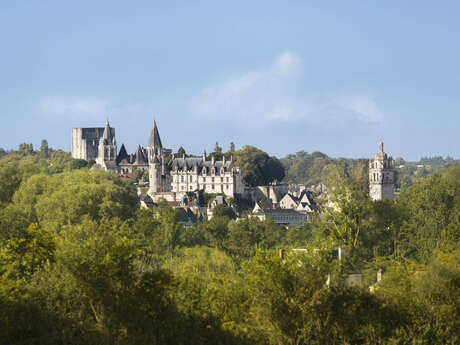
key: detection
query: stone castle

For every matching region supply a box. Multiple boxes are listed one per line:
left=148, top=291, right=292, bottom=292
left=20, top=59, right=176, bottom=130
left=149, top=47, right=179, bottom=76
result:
left=72, top=121, right=244, bottom=201
left=72, top=122, right=393, bottom=203
left=369, top=141, right=395, bottom=201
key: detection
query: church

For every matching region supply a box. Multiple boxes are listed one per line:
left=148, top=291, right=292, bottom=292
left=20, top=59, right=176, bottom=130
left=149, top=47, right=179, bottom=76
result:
left=71, top=121, right=244, bottom=201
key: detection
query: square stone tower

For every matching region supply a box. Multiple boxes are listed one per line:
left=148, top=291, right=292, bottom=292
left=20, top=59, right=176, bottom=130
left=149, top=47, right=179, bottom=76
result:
left=369, top=141, right=395, bottom=201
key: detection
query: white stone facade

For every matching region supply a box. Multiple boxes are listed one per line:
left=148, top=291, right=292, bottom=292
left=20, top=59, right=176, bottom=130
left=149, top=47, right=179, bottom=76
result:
left=369, top=141, right=395, bottom=201
left=168, top=156, right=244, bottom=198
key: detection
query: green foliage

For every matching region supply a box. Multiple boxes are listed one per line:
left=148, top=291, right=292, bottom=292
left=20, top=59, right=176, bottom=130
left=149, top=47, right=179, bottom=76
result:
left=234, top=145, right=285, bottom=186
left=396, top=165, right=460, bottom=262
left=40, top=139, right=49, bottom=159
left=214, top=141, right=223, bottom=154
left=0, top=144, right=458, bottom=344
left=281, top=150, right=335, bottom=184
left=0, top=223, right=55, bottom=280
left=212, top=204, right=236, bottom=219
left=176, top=146, right=187, bottom=158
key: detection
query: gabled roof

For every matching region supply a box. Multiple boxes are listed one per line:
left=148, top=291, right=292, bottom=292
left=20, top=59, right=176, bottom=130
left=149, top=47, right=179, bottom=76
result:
left=281, top=193, right=299, bottom=203
left=147, top=120, right=163, bottom=148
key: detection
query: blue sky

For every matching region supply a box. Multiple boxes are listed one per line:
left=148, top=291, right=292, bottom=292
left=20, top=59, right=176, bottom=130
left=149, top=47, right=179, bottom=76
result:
left=1, top=1, right=459, bottom=160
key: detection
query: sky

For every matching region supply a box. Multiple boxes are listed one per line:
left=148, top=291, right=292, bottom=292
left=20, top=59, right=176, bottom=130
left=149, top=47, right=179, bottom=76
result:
left=1, top=1, right=460, bottom=160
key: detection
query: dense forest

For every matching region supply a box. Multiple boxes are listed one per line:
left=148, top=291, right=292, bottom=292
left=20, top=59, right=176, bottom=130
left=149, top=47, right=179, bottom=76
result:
left=0, top=142, right=459, bottom=344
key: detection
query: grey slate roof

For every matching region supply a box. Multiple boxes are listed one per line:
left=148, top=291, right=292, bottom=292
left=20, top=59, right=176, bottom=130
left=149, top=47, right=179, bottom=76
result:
left=170, top=157, right=233, bottom=174
left=117, top=144, right=129, bottom=164
left=135, top=145, right=148, bottom=165
left=102, top=120, right=114, bottom=143
left=147, top=120, right=162, bottom=148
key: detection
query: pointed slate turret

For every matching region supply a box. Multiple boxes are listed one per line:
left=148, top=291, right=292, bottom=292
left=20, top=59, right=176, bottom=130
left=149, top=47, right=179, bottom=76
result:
left=135, top=145, right=147, bottom=164
left=102, top=119, right=113, bottom=143
left=117, top=144, right=129, bottom=164
left=147, top=120, right=162, bottom=148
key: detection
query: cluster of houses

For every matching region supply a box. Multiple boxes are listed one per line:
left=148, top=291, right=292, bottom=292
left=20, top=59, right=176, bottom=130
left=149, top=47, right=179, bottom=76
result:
left=140, top=182, right=326, bottom=227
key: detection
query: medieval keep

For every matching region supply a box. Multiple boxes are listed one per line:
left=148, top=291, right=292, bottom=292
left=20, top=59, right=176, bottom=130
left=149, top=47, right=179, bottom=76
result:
left=71, top=121, right=244, bottom=201
left=369, top=141, right=395, bottom=201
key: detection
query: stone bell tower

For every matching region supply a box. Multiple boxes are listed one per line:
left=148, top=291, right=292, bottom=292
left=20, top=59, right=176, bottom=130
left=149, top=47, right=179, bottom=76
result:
left=369, top=141, right=395, bottom=201
left=147, top=121, right=169, bottom=194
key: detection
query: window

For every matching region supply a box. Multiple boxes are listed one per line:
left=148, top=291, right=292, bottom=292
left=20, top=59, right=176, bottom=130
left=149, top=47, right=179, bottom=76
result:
left=190, top=175, right=193, bottom=182
left=212, top=184, right=214, bottom=190
left=221, top=177, right=223, bottom=182
left=226, top=177, right=229, bottom=182
left=212, top=177, right=214, bottom=182
left=202, top=177, right=205, bottom=183
left=181, top=176, right=184, bottom=183
left=226, top=185, right=229, bottom=189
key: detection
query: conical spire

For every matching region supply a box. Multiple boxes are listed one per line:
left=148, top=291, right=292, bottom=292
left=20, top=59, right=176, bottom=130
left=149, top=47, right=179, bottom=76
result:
left=135, top=145, right=147, bottom=164
left=102, top=119, right=113, bottom=142
left=117, top=144, right=129, bottom=164
left=147, top=120, right=163, bottom=148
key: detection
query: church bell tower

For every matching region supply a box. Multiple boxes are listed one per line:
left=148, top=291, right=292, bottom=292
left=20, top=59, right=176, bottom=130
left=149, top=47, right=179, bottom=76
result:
left=369, top=141, right=395, bottom=201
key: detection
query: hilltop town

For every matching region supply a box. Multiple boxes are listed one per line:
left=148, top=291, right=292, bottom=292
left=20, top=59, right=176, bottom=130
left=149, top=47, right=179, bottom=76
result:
left=71, top=120, right=398, bottom=227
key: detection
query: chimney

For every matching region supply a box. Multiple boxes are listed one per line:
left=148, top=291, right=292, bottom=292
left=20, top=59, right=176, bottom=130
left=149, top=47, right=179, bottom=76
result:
left=211, top=155, right=215, bottom=165
left=279, top=248, right=285, bottom=260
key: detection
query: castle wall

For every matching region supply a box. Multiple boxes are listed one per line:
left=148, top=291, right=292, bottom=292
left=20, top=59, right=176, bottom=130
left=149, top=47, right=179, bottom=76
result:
left=72, top=127, right=114, bottom=161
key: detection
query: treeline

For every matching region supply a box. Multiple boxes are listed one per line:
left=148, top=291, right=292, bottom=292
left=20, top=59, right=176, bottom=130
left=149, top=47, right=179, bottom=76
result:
left=0, top=146, right=459, bottom=344
left=280, top=150, right=460, bottom=189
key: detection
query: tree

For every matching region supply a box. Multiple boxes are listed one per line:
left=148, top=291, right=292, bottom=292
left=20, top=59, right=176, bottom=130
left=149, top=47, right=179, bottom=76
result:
left=212, top=204, right=236, bottom=219
left=39, top=139, right=49, bottom=159
left=152, top=201, right=183, bottom=258
left=67, top=158, right=88, bottom=170
left=12, top=170, right=139, bottom=232
left=0, top=223, right=55, bottom=280
left=176, top=146, right=187, bottom=158
left=233, top=145, right=285, bottom=186
left=214, top=142, right=223, bottom=154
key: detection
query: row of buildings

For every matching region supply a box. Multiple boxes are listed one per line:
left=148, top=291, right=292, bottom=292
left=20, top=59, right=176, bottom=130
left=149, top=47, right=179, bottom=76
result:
left=72, top=120, right=245, bottom=201
left=72, top=121, right=395, bottom=225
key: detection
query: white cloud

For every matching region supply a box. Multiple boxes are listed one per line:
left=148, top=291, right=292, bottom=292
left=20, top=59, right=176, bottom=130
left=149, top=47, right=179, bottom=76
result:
left=273, top=51, right=302, bottom=77
left=190, top=51, right=384, bottom=125
left=40, top=98, right=110, bottom=117
left=336, top=94, right=384, bottom=123
left=190, top=51, right=306, bottom=123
